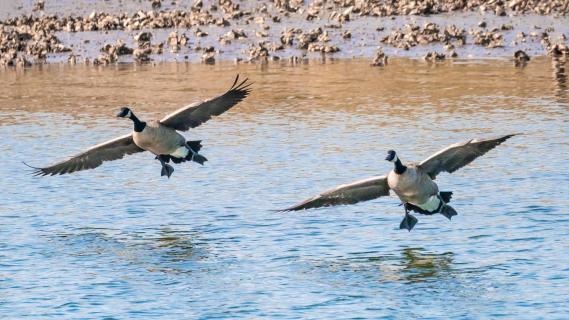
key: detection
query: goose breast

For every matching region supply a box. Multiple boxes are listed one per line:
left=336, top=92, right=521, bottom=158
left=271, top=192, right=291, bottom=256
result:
left=133, top=120, right=185, bottom=155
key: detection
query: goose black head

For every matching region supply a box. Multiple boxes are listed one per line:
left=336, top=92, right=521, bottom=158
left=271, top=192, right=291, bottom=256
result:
left=116, top=107, right=132, bottom=118
left=385, top=150, right=397, bottom=162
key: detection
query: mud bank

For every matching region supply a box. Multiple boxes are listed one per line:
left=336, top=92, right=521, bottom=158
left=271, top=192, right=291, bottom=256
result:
left=0, top=0, right=568, bottom=67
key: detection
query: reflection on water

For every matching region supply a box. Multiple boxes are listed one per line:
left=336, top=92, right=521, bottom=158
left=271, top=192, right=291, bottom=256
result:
left=0, top=58, right=568, bottom=319
left=552, top=57, right=568, bottom=105
left=54, top=227, right=205, bottom=275
left=398, top=248, right=454, bottom=283
left=319, top=248, right=456, bottom=284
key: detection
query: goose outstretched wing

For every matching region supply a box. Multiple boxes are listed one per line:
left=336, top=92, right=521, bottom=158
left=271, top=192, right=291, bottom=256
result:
left=281, top=176, right=390, bottom=211
left=418, top=134, right=517, bottom=179
left=27, top=134, right=144, bottom=176
left=160, top=75, right=252, bottom=131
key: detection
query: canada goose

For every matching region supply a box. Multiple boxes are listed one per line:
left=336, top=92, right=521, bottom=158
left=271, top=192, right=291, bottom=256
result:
left=281, top=134, right=516, bottom=231
left=26, top=75, right=252, bottom=178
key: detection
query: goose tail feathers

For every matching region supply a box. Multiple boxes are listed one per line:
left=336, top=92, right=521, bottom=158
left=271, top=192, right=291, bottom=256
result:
left=185, top=141, right=207, bottom=165
left=440, top=204, right=458, bottom=220
left=439, top=191, right=453, bottom=203
left=188, top=153, right=207, bottom=165
left=186, top=140, right=203, bottom=152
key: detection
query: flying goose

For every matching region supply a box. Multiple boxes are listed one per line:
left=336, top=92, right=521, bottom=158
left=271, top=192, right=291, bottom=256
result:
left=27, top=75, right=252, bottom=178
left=281, top=134, right=516, bottom=231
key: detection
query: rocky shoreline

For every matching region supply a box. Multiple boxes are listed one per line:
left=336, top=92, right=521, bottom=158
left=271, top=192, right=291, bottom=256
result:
left=1, top=0, right=568, bottom=68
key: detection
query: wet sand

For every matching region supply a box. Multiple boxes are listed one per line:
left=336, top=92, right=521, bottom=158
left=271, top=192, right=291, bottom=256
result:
left=1, top=0, right=568, bottom=67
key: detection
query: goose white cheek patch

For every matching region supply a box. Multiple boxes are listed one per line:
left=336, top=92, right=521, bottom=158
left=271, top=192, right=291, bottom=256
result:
left=126, top=110, right=132, bottom=118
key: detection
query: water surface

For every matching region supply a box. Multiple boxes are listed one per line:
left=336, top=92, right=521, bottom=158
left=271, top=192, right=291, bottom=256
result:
left=1, top=58, right=568, bottom=319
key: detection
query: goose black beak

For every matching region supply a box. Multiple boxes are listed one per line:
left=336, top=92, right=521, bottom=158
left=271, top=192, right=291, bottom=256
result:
left=385, top=150, right=396, bottom=161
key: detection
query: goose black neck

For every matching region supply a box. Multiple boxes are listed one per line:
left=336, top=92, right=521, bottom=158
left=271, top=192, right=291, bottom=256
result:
left=394, top=159, right=407, bottom=174
left=130, top=113, right=146, bottom=132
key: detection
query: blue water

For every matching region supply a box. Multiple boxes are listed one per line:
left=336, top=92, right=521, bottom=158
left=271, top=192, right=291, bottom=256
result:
left=1, top=59, right=568, bottom=319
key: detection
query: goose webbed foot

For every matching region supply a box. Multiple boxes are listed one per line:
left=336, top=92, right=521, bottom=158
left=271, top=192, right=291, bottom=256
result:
left=400, top=213, right=418, bottom=231
left=400, top=207, right=418, bottom=231
left=156, top=155, right=174, bottom=178
left=160, top=163, right=175, bottom=178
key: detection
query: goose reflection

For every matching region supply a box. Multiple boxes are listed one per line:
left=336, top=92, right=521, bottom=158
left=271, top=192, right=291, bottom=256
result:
left=58, top=228, right=205, bottom=274
left=397, top=247, right=454, bottom=282
left=149, top=228, right=201, bottom=263
left=326, top=247, right=455, bottom=283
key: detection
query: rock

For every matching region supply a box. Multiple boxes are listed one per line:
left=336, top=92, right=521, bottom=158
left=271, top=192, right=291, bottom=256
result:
left=317, top=31, right=330, bottom=42
left=192, top=0, right=203, bottom=11
left=371, top=48, right=388, bottom=67
left=280, top=28, right=300, bottom=46
left=101, top=40, right=133, bottom=56
left=32, top=0, right=45, bottom=12
left=307, top=43, right=339, bottom=53
left=218, top=29, right=247, bottom=44
left=167, top=31, right=189, bottom=52
left=329, top=8, right=351, bottom=23
left=514, top=50, right=530, bottom=66
left=151, top=0, right=162, bottom=9
left=133, top=48, right=151, bottom=62
left=274, top=0, right=303, bottom=13
left=135, top=32, right=152, bottom=46
left=473, top=30, right=504, bottom=48
left=226, top=29, right=247, bottom=39
left=478, top=21, right=487, bottom=28
left=195, top=28, right=208, bottom=37
left=547, top=43, right=569, bottom=57
left=342, top=30, right=352, bottom=39
left=201, top=46, right=216, bottom=64
left=247, top=42, right=270, bottom=62
left=424, top=51, right=445, bottom=62
left=93, top=52, right=117, bottom=65
left=297, top=27, right=322, bottom=49
left=68, top=54, right=77, bottom=65
left=256, top=31, right=268, bottom=38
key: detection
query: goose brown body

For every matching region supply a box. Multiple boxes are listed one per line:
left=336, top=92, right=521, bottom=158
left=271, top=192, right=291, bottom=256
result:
left=133, top=120, right=186, bottom=156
